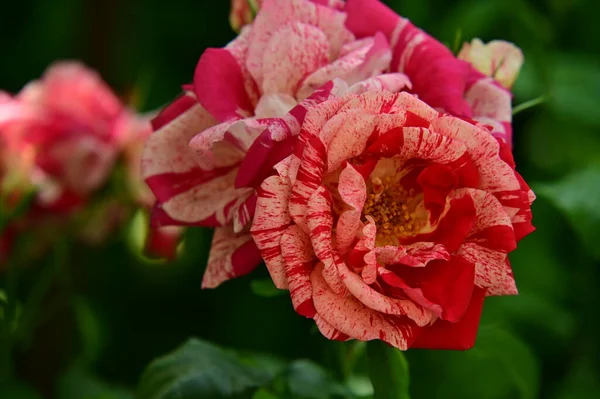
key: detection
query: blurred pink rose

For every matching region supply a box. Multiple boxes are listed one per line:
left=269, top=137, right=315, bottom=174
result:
left=458, top=39, right=524, bottom=90
left=0, top=62, right=125, bottom=211
left=143, top=0, right=409, bottom=287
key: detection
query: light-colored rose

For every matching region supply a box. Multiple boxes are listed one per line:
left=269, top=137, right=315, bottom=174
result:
left=229, top=0, right=262, bottom=32
left=458, top=39, right=524, bottom=90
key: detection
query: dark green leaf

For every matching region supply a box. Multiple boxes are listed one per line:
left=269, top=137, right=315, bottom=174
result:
left=548, top=55, right=600, bottom=127
left=137, top=338, right=284, bottom=399
left=286, top=359, right=350, bottom=399
left=366, top=341, right=410, bottom=399
left=535, top=166, right=600, bottom=258
left=407, top=326, right=539, bottom=399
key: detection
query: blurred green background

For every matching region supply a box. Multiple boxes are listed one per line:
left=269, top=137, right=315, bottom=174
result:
left=1, top=0, right=600, bottom=398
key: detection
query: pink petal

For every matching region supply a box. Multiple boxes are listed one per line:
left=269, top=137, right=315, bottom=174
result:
left=335, top=259, right=433, bottom=325
left=251, top=175, right=293, bottom=288
left=374, top=242, right=450, bottom=267
left=202, top=227, right=262, bottom=288
left=460, top=188, right=516, bottom=252
left=311, top=263, right=419, bottom=350
left=429, top=116, right=520, bottom=195
left=261, top=22, right=330, bottom=97
left=458, top=242, right=517, bottom=296
left=233, top=191, right=257, bottom=232
left=194, top=48, right=253, bottom=122
left=235, top=113, right=301, bottom=189
left=297, top=37, right=375, bottom=100
left=306, top=186, right=334, bottom=261
left=314, top=315, right=350, bottom=341
left=143, top=94, right=246, bottom=226
left=465, top=76, right=512, bottom=144
left=289, top=135, right=327, bottom=230
left=156, top=168, right=252, bottom=226
left=246, top=0, right=353, bottom=88
left=347, top=73, right=412, bottom=94
left=345, top=0, right=472, bottom=116
left=281, top=225, right=317, bottom=317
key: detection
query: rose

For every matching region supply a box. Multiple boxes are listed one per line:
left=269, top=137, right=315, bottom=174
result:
left=143, top=0, right=409, bottom=287
left=229, top=0, right=262, bottom=32
left=250, top=87, right=535, bottom=350
left=0, top=62, right=126, bottom=211
left=343, top=0, right=519, bottom=145
left=458, top=39, right=524, bottom=90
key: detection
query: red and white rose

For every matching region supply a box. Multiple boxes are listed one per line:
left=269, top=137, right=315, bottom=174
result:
left=143, top=0, right=409, bottom=287
left=250, top=86, right=534, bottom=350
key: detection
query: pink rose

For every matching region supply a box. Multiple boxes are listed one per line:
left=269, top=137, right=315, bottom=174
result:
left=0, top=62, right=125, bottom=211
left=458, top=39, right=524, bottom=90
left=250, top=87, right=535, bottom=350
left=143, top=0, right=410, bottom=287
left=344, top=0, right=515, bottom=145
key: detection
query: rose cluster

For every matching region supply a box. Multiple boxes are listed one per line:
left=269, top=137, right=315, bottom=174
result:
left=143, top=0, right=534, bottom=350
left=0, top=62, right=180, bottom=265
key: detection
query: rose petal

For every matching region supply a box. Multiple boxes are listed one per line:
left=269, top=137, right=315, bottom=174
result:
left=202, top=228, right=261, bottom=288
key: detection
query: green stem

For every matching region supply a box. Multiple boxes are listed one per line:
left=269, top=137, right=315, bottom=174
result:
left=15, top=239, right=69, bottom=349
left=512, top=95, right=546, bottom=116
left=0, top=252, right=19, bottom=381
left=366, top=341, right=411, bottom=399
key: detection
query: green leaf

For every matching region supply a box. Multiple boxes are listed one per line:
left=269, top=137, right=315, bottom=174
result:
left=366, top=341, right=410, bottom=399
left=548, top=54, right=600, bottom=127
left=72, top=296, right=105, bottom=366
left=535, top=166, right=600, bottom=258
left=522, top=113, right=600, bottom=176
left=554, top=358, right=600, bottom=399
left=286, top=359, right=350, bottom=399
left=250, top=279, right=286, bottom=298
left=407, top=326, right=539, bottom=399
left=137, top=338, right=285, bottom=399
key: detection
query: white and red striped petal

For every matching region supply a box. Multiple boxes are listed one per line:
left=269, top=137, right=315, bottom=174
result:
left=311, top=263, right=418, bottom=350
left=251, top=175, right=293, bottom=288
left=281, top=225, right=317, bottom=317
left=202, top=227, right=261, bottom=288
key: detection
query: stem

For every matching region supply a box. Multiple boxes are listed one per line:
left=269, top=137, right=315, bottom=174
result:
left=0, top=251, right=19, bottom=381
left=15, top=239, right=69, bottom=349
left=512, top=95, right=546, bottom=116
left=366, top=341, right=410, bottom=399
